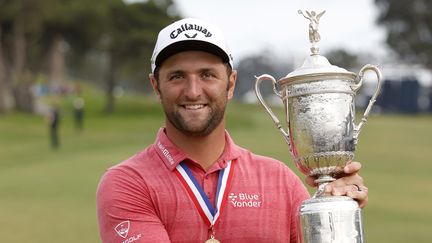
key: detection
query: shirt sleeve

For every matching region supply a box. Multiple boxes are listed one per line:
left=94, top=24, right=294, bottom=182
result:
left=96, top=167, right=171, bottom=243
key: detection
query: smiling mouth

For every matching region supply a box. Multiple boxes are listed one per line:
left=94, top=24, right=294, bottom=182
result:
left=182, top=104, right=206, bottom=110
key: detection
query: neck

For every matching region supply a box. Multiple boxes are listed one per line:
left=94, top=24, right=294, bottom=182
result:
left=165, top=121, right=226, bottom=171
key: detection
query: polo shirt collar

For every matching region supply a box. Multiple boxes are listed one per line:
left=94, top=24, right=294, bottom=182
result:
left=153, top=128, right=241, bottom=171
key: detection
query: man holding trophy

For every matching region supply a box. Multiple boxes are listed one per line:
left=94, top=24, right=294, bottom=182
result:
left=97, top=14, right=373, bottom=242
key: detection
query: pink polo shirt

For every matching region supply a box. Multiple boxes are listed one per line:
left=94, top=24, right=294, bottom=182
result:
left=96, top=128, right=309, bottom=243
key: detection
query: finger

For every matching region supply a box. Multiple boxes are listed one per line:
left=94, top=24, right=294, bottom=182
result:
left=347, top=190, right=369, bottom=208
left=305, top=176, right=317, bottom=187
left=324, top=183, right=333, bottom=195
left=330, top=184, right=368, bottom=208
left=343, top=161, right=362, bottom=174
left=330, top=184, right=363, bottom=196
left=327, top=174, right=364, bottom=189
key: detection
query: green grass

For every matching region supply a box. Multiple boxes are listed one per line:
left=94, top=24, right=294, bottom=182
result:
left=1, top=92, right=431, bottom=242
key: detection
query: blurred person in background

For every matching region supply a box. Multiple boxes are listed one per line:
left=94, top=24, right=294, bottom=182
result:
left=47, top=106, right=60, bottom=149
left=73, top=97, right=85, bottom=132
left=96, top=18, right=368, bottom=242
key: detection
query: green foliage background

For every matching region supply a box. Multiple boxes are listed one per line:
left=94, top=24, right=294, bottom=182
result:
left=0, top=88, right=431, bottom=242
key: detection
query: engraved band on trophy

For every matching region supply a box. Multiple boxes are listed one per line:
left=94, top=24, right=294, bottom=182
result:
left=255, top=10, right=382, bottom=243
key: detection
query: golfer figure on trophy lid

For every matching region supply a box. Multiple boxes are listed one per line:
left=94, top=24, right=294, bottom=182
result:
left=298, top=10, right=326, bottom=54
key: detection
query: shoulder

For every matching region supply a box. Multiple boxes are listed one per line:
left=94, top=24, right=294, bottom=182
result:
left=102, top=143, right=165, bottom=179
left=96, top=147, right=156, bottom=200
left=96, top=148, right=161, bottom=217
left=96, top=143, right=179, bottom=202
left=96, top=157, right=147, bottom=203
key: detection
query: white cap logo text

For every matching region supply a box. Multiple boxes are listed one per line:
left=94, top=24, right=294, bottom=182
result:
left=170, top=23, right=212, bottom=39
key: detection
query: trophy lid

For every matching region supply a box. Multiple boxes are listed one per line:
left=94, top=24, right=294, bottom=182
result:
left=282, top=10, right=356, bottom=83
left=286, top=54, right=354, bottom=77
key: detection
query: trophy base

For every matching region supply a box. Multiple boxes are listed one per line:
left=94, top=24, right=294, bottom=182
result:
left=298, top=196, right=364, bottom=243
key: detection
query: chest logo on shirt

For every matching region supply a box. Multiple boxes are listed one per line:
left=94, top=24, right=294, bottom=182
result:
left=114, top=221, right=130, bottom=238
left=228, top=192, right=262, bottom=208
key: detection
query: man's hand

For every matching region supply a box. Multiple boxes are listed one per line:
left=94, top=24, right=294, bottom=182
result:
left=305, top=161, right=368, bottom=208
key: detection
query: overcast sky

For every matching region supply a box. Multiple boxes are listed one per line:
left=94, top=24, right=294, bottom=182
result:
left=173, top=0, right=388, bottom=61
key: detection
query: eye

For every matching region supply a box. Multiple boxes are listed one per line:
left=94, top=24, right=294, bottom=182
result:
left=168, top=73, right=184, bottom=81
left=201, top=71, right=216, bottom=80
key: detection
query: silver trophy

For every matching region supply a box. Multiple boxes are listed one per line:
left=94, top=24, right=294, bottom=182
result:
left=255, top=10, right=382, bottom=243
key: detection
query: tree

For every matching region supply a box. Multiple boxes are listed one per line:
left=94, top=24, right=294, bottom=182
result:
left=0, top=0, right=114, bottom=112
left=0, top=0, right=178, bottom=114
left=101, top=0, right=178, bottom=113
left=39, top=0, right=119, bottom=93
left=375, top=0, right=432, bottom=68
left=0, top=23, right=9, bottom=112
left=0, top=0, right=43, bottom=112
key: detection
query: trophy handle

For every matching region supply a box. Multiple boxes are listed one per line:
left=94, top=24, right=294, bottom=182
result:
left=353, top=64, right=382, bottom=143
left=254, top=74, right=291, bottom=147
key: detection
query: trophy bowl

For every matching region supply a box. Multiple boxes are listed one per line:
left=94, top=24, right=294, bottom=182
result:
left=255, top=57, right=382, bottom=185
left=254, top=10, right=382, bottom=243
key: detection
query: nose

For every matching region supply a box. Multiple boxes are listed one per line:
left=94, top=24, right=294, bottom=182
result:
left=183, top=75, right=202, bottom=100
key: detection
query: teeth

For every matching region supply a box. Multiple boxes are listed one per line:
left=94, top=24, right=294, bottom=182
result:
left=184, top=104, right=205, bottom=110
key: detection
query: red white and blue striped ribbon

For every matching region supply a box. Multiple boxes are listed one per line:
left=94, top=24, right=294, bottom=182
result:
left=175, top=160, right=234, bottom=227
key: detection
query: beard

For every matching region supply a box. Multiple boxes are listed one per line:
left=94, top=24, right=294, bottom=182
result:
left=165, top=104, right=226, bottom=137
left=161, top=92, right=228, bottom=137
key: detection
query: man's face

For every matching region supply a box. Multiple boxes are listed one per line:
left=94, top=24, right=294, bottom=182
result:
left=151, top=51, right=236, bottom=137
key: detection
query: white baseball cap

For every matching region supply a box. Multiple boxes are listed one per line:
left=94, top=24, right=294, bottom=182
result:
left=150, top=18, right=233, bottom=73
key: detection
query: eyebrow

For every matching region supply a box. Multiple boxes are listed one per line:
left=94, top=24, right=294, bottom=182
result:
left=167, top=70, right=184, bottom=75
left=167, top=67, right=217, bottom=75
left=199, top=68, right=216, bottom=73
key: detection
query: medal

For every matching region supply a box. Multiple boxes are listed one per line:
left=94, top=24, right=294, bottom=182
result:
left=175, top=160, right=235, bottom=242
left=204, top=226, right=220, bottom=243
left=205, top=238, right=220, bottom=243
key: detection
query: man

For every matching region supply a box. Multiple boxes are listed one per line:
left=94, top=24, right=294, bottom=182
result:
left=47, top=106, right=60, bottom=149
left=97, top=18, right=368, bottom=243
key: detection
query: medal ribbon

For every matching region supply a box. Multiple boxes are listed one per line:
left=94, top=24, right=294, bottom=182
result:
left=175, top=160, right=234, bottom=227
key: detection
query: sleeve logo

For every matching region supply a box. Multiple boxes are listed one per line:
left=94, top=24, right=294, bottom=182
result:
left=114, top=221, right=130, bottom=238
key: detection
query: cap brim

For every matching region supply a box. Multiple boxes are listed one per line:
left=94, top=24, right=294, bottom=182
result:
left=155, top=40, right=230, bottom=69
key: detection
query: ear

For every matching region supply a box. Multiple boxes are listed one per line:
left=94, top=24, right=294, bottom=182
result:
left=227, top=69, right=237, bottom=100
left=149, top=73, right=161, bottom=100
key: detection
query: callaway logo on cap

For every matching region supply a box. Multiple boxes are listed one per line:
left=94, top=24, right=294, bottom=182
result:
left=150, top=18, right=233, bottom=73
